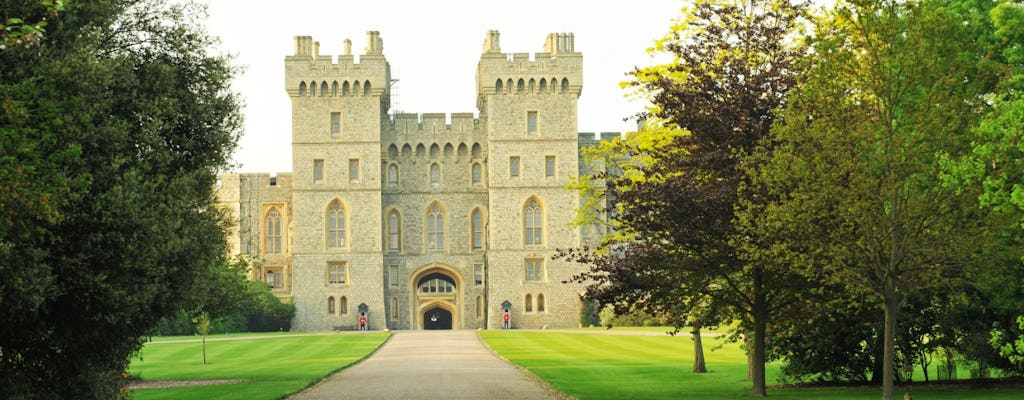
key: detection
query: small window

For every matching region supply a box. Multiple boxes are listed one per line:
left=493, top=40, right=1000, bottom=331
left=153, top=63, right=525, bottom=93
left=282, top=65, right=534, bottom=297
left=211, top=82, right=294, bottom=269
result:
left=537, top=294, right=545, bottom=312
left=471, top=209, right=484, bottom=250
left=509, top=157, right=520, bottom=178
left=528, top=111, right=537, bottom=133
left=328, top=296, right=336, bottom=314
left=476, top=296, right=483, bottom=319
left=525, top=294, right=533, bottom=312
left=349, top=159, right=360, bottom=182
left=314, top=159, right=324, bottom=183
left=545, top=156, right=555, bottom=178
left=474, top=263, right=484, bottom=285
left=328, top=262, right=347, bottom=284
left=389, top=265, right=399, bottom=287
left=525, top=259, right=543, bottom=281
left=430, top=163, right=440, bottom=185
left=266, top=268, right=283, bottom=289
left=388, top=164, right=399, bottom=186
left=391, top=297, right=399, bottom=319
left=471, top=163, right=482, bottom=184
left=331, top=112, right=341, bottom=137
left=340, top=296, right=349, bottom=314
left=299, top=82, right=307, bottom=96
left=388, top=210, right=401, bottom=251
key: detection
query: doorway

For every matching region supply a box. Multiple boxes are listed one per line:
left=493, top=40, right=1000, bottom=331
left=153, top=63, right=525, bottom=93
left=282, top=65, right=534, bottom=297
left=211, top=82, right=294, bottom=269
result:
left=423, top=307, right=452, bottom=330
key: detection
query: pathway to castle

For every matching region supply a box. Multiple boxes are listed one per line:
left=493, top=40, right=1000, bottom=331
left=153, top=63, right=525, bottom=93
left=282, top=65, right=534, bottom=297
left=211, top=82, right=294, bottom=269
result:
left=289, top=330, right=569, bottom=400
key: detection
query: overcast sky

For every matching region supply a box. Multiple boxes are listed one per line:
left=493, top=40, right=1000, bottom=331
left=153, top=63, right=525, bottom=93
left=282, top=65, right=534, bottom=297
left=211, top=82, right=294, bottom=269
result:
left=200, top=0, right=684, bottom=173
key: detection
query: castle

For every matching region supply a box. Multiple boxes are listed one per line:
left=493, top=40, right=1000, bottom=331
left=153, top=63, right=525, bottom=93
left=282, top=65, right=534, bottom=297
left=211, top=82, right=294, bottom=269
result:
left=216, top=30, right=614, bottom=331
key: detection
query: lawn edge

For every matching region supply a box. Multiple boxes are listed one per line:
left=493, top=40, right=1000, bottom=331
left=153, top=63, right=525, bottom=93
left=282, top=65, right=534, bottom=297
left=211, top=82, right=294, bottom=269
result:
left=278, top=332, right=393, bottom=400
left=477, top=330, right=579, bottom=400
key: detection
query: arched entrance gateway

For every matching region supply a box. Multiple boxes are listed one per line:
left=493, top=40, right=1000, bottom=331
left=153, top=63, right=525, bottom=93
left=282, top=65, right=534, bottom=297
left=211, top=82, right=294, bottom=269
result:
left=411, top=264, right=462, bottom=330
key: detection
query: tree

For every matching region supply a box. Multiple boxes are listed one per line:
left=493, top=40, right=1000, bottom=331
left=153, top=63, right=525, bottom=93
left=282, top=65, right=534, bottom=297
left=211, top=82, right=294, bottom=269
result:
left=0, top=0, right=63, bottom=51
left=738, top=1, right=1015, bottom=398
left=562, top=0, right=808, bottom=395
left=0, top=0, right=241, bottom=398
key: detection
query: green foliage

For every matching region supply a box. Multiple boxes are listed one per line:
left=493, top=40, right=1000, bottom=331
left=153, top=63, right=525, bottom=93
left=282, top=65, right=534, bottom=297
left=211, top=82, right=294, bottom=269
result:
left=739, top=1, right=1024, bottom=398
left=0, top=0, right=63, bottom=50
left=563, top=0, right=810, bottom=396
left=991, top=316, right=1024, bottom=371
left=0, top=0, right=241, bottom=398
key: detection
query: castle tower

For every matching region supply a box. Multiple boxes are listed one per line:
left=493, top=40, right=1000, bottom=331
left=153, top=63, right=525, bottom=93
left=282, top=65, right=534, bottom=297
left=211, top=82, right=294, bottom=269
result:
left=285, top=33, right=391, bottom=331
left=475, top=31, right=585, bottom=329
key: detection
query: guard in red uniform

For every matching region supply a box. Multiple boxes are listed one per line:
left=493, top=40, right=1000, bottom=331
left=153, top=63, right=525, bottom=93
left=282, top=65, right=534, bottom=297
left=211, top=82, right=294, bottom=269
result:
left=359, top=313, right=367, bottom=331
left=503, top=310, right=510, bottom=330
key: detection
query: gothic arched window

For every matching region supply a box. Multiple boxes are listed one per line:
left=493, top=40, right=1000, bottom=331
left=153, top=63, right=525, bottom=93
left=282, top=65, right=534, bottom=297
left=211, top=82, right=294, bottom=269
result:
left=265, top=208, right=282, bottom=254
left=471, top=208, right=484, bottom=250
left=524, top=198, right=542, bottom=245
left=388, top=210, right=401, bottom=251
left=427, top=203, right=445, bottom=250
left=327, top=200, right=346, bottom=248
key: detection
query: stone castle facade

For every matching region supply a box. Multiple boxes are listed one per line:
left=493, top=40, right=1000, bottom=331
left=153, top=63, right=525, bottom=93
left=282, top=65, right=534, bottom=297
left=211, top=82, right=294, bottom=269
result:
left=216, top=30, right=614, bottom=331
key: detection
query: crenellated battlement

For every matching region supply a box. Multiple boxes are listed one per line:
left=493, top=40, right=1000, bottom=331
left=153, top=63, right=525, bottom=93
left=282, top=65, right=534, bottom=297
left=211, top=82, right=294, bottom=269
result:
left=285, top=32, right=391, bottom=99
left=476, top=31, right=583, bottom=100
left=386, top=112, right=485, bottom=135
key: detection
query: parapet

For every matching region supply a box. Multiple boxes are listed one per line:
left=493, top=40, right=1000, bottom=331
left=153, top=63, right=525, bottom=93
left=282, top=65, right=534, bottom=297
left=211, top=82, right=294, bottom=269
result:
left=389, top=112, right=482, bottom=135
left=476, top=30, right=583, bottom=99
left=285, top=33, right=392, bottom=99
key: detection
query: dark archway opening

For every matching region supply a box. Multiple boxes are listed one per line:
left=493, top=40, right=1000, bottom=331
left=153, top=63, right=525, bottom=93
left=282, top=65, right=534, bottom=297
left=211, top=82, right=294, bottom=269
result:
left=423, top=307, right=452, bottom=330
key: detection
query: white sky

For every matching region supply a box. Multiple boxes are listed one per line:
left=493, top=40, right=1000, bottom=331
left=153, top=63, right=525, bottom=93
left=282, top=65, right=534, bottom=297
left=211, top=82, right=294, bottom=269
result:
left=201, top=0, right=683, bottom=173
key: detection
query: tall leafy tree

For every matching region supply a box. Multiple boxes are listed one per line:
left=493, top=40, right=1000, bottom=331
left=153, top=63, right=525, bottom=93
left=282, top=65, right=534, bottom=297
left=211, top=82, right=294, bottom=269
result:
left=562, top=0, right=808, bottom=395
left=738, top=1, right=1017, bottom=398
left=0, top=0, right=241, bottom=398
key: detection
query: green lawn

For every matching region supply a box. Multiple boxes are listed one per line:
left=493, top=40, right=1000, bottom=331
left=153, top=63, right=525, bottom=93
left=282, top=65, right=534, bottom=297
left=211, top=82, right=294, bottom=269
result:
left=128, top=332, right=389, bottom=400
left=481, top=331, right=1024, bottom=400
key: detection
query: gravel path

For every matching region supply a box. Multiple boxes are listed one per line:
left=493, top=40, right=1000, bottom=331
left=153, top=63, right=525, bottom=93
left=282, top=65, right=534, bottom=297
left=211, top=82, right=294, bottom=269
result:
left=289, top=330, right=570, bottom=400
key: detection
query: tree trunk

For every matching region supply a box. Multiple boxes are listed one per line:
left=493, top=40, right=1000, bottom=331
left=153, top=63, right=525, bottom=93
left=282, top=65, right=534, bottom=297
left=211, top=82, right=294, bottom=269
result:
left=882, top=283, right=900, bottom=400
left=692, top=325, right=707, bottom=373
left=747, top=338, right=754, bottom=381
left=750, top=267, right=768, bottom=397
left=202, top=334, right=207, bottom=365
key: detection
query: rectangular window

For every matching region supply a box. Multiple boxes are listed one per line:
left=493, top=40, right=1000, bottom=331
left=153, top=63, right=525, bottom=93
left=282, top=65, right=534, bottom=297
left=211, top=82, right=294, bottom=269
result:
left=266, top=268, right=283, bottom=289
left=330, top=112, right=341, bottom=137
left=475, top=263, right=484, bottom=285
left=545, top=156, right=555, bottom=178
left=313, top=159, right=324, bottom=183
left=527, top=111, right=538, bottom=133
left=327, top=262, right=347, bottom=284
left=349, top=159, right=360, bottom=182
left=389, top=265, right=399, bottom=287
left=391, top=297, right=399, bottom=319
left=525, top=259, right=544, bottom=282
left=510, top=156, right=520, bottom=178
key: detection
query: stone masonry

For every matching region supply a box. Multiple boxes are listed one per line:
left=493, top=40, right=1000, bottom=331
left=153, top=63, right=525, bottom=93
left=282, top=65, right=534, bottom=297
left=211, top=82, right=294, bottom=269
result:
left=215, top=30, right=613, bottom=331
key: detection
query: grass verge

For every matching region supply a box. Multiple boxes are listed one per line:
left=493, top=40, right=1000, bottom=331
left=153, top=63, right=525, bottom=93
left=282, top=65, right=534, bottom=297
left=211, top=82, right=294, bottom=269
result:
left=129, top=332, right=389, bottom=400
left=480, top=331, right=1024, bottom=400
